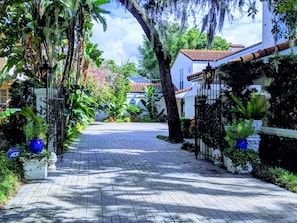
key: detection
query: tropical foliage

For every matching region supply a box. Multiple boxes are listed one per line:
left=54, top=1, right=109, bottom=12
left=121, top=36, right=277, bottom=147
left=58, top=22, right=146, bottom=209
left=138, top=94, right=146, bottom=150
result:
left=88, top=61, right=132, bottom=121
left=229, top=92, right=269, bottom=120
left=140, top=86, right=160, bottom=120
left=0, top=0, right=108, bottom=88
left=224, top=120, right=255, bottom=148
left=0, top=152, right=20, bottom=206
left=266, top=55, right=297, bottom=129
left=267, top=0, right=297, bottom=46
left=126, top=104, right=143, bottom=121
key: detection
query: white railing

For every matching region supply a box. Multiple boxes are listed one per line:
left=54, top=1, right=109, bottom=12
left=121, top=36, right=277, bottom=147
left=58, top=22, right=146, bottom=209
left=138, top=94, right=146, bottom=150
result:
left=260, top=127, right=297, bottom=139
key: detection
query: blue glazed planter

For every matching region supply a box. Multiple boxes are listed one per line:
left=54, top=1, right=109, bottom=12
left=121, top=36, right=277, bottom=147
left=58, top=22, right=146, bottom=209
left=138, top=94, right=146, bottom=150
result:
left=28, top=139, right=44, bottom=154
left=235, top=139, right=248, bottom=150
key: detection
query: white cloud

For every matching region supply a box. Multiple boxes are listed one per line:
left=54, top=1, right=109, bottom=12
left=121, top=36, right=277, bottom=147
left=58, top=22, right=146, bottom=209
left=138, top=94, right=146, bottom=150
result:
left=91, top=2, right=263, bottom=65
left=91, top=5, right=144, bottom=65
left=219, top=10, right=262, bottom=47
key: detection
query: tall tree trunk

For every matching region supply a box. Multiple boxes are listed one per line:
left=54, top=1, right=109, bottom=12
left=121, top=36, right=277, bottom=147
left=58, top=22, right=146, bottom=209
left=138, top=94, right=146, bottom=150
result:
left=119, top=0, right=183, bottom=143
left=62, top=20, right=75, bottom=85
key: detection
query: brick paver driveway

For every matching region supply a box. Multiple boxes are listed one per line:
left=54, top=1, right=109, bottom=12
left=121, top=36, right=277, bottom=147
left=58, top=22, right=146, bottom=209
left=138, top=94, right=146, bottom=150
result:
left=2, top=122, right=297, bottom=222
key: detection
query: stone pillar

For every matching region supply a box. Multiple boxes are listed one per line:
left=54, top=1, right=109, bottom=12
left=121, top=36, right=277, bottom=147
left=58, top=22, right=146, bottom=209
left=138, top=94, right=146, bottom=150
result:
left=34, top=88, right=58, bottom=169
left=34, top=88, right=47, bottom=117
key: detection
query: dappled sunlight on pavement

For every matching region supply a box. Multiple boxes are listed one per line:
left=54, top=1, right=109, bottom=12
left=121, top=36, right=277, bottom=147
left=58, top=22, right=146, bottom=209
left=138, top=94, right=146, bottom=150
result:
left=2, top=122, right=297, bottom=222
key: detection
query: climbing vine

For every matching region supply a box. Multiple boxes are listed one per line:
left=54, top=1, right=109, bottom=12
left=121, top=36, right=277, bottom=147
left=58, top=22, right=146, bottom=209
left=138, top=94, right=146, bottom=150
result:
left=267, top=0, right=297, bottom=48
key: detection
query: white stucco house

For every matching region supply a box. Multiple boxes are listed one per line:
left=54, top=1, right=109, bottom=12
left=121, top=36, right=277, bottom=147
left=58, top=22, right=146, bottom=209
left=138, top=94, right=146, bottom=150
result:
left=171, top=1, right=297, bottom=119
left=126, top=76, right=167, bottom=117
left=171, top=45, right=262, bottom=118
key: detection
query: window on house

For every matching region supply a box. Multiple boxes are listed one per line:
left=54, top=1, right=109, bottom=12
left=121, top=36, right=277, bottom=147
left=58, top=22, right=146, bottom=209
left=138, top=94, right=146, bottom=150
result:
left=179, top=68, right=184, bottom=89
left=0, top=89, right=7, bottom=104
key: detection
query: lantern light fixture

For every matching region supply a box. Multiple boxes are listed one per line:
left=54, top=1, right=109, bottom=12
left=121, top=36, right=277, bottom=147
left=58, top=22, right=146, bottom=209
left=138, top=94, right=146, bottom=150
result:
left=203, top=62, right=215, bottom=89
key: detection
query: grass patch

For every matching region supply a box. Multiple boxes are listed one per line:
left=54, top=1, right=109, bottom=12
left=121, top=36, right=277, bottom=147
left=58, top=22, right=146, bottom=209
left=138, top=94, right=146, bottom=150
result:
left=181, top=142, right=195, bottom=152
left=156, top=135, right=168, bottom=141
left=254, top=164, right=297, bottom=193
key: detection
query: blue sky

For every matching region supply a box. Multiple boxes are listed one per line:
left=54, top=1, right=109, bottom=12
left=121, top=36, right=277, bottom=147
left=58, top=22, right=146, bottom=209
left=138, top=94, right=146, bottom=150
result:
left=91, top=1, right=262, bottom=65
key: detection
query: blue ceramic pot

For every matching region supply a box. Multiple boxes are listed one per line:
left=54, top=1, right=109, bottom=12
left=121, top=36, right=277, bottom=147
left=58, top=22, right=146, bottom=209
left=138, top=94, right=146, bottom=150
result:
left=235, top=139, right=248, bottom=150
left=28, top=139, right=44, bottom=154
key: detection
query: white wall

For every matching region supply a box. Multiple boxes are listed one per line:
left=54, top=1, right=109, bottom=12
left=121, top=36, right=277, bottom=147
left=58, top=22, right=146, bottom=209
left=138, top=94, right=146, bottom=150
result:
left=262, top=2, right=287, bottom=49
left=126, top=92, right=167, bottom=117
left=171, top=52, right=197, bottom=90
left=193, top=62, right=208, bottom=74
left=184, top=95, right=195, bottom=119
left=126, top=92, right=145, bottom=109
left=262, top=2, right=275, bottom=49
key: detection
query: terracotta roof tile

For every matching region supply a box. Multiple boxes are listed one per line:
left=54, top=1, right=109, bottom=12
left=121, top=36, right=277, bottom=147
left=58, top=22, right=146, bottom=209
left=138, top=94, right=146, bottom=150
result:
left=130, top=83, right=163, bottom=93
left=230, top=39, right=297, bottom=62
left=180, top=49, right=235, bottom=61
left=186, top=42, right=263, bottom=82
left=229, top=43, right=245, bottom=48
left=175, top=87, right=192, bottom=94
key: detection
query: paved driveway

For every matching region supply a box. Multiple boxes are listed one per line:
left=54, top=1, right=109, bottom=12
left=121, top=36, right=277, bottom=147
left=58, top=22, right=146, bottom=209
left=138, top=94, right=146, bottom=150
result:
left=2, top=122, right=297, bottom=222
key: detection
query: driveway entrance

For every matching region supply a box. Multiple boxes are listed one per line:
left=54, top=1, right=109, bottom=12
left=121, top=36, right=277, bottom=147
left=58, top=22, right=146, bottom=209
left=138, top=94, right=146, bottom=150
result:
left=3, top=122, right=297, bottom=222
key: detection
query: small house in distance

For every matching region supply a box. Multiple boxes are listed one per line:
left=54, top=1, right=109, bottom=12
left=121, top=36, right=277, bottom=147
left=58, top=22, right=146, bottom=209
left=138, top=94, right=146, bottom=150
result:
left=127, top=76, right=166, bottom=117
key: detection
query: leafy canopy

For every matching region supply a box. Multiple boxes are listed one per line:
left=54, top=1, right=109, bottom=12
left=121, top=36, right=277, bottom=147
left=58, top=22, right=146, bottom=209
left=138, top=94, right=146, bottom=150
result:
left=138, top=25, right=230, bottom=80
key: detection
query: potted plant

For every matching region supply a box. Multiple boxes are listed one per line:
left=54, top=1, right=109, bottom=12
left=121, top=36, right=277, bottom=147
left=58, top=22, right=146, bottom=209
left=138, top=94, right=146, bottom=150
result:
left=19, top=144, right=50, bottom=180
left=1, top=106, right=50, bottom=179
left=224, top=119, right=255, bottom=149
left=222, top=146, right=259, bottom=174
left=229, top=92, right=269, bottom=132
left=24, top=116, right=48, bottom=154
left=223, top=119, right=258, bottom=174
left=19, top=107, right=49, bottom=180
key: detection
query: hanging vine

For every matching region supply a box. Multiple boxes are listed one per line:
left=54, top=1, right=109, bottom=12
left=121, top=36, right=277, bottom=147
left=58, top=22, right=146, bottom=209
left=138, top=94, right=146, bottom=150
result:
left=266, top=0, right=297, bottom=50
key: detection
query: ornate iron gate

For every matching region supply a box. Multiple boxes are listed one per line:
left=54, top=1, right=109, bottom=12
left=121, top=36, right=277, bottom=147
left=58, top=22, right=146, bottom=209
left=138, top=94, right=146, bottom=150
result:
left=47, top=88, right=65, bottom=155
left=194, top=72, right=224, bottom=160
left=43, top=63, right=65, bottom=156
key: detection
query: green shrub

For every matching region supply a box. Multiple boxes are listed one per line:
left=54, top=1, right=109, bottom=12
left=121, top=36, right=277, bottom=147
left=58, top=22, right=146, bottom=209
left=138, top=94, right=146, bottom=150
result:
left=260, top=135, right=297, bottom=172
left=254, top=164, right=297, bottom=193
left=124, top=117, right=131, bottom=122
left=223, top=147, right=259, bottom=167
left=156, top=135, right=168, bottom=141
left=181, top=142, right=195, bottom=152
left=126, top=105, right=142, bottom=121
left=63, top=125, right=81, bottom=152
left=180, top=118, right=192, bottom=138
left=229, top=92, right=269, bottom=120
left=141, top=117, right=153, bottom=122
left=0, top=152, right=21, bottom=206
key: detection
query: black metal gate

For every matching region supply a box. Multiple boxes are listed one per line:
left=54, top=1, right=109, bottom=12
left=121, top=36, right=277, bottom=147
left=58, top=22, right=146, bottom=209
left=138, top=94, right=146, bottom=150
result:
left=194, top=73, right=224, bottom=160
left=47, top=89, right=65, bottom=155
left=44, top=64, right=65, bottom=156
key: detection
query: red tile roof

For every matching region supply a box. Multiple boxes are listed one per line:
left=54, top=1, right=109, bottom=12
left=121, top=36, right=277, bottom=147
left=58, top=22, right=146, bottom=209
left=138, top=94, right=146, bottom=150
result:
left=130, top=83, right=163, bottom=93
left=229, top=43, right=245, bottom=49
left=230, top=39, right=297, bottom=62
left=180, top=49, right=235, bottom=61
left=175, top=87, right=192, bottom=94
left=186, top=42, right=262, bottom=81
